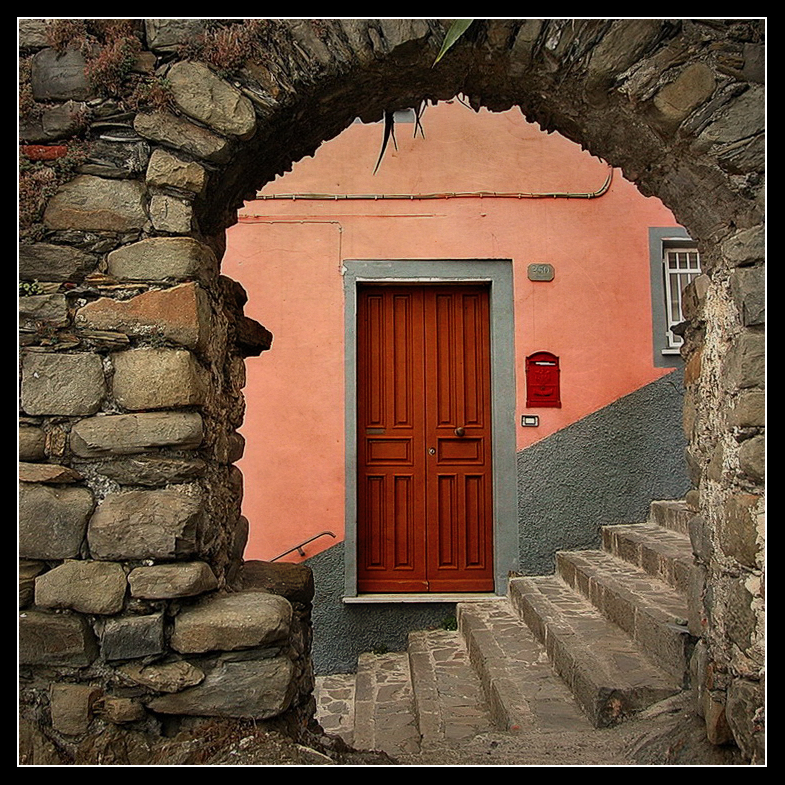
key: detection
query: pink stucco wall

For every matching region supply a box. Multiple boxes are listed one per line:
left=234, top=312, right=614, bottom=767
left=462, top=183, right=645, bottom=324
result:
left=222, top=101, right=683, bottom=562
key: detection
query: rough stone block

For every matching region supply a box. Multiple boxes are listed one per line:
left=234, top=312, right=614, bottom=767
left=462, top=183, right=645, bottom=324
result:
left=723, top=330, right=765, bottom=391
left=31, top=48, right=92, bottom=101
left=19, top=560, right=46, bottom=608
left=100, top=613, right=165, bottom=660
left=18, top=18, right=49, bottom=48
left=128, top=562, right=218, bottom=599
left=50, top=684, right=103, bottom=736
left=19, top=425, right=46, bottom=460
left=171, top=592, right=292, bottom=653
left=75, top=282, right=210, bottom=351
left=19, top=462, right=83, bottom=484
left=238, top=560, right=315, bottom=605
left=19, top=482, right=94, bottom=559
left=44, top=175, right=148, bottom=232
left=19, top=293, right=68, bottom=327
left=145, top=19, right=208, bottom=51
left=134, top=111, right=232, bottom=163
left=91, top=456, right=207, bottom=486
left=653, top=63, right=716, bottom=125
left=721, top=225, right=765, bottom=267
left=19, top=610, right=98, bottom=666
left=729, top=389, right=765, bottom=429
left=99, top=697, right=146, bottom=724
left=698, top=85, right=764, bottom=147
left=112, top=348, right=205, bottom=410
left=107, top=237, right=217, bottom=282
left=35, top=560, right=127, bottom=615
left=21, top=352, right=105, bottom=416
left=19, top=243, right=97, bottom=282
left=70, top=411, right=203, bottom=457
left=147, top=656, right=295, bottom=719
left=118, top=660, right=205, bottom=693
left=88, top=487, right=202, bottom=560
left=167, top=61, right=257, bottom=139
left=703, top=691, right=733, bottom=746
left=739, top=435, right=765, bottom=483
left=147, top=148, right=207, bottom=194
left=149, top=193, right=193, bottom=233
left=730, top=267, right=765, bottom=327
left=726, top=579, right=756, bottom=652
left=726, top=678, right=765, bottom=763
left=720, top=494, right=761, bottom=568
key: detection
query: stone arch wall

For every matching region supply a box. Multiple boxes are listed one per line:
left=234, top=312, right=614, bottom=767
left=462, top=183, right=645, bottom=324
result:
left=19, top=19, right=764, bottom=762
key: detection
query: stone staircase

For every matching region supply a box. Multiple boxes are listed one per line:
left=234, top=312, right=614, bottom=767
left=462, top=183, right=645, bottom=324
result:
left=315, top=500, right=696, bottom=758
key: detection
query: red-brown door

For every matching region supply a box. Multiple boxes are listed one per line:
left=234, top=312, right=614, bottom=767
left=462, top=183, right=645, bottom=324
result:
left=357, top=285, right=494, bottom=593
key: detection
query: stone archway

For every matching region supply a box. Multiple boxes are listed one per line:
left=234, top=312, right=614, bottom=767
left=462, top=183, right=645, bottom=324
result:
left=19, top=19, right=764, bottom=762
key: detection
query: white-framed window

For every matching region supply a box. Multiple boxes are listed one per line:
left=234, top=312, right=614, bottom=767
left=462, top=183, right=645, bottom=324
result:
left=648, top=228, right=701, bottom=367
left=662, top=242, right=701, bottom=353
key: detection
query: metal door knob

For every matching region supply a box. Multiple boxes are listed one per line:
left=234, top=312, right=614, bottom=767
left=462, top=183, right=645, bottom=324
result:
left=454, top=427, right=466, bottom=437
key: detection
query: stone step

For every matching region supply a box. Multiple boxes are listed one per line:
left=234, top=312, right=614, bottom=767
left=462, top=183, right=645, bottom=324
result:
left=407, top=628, right=495, bottom=746
left=458, top=599, right=591, bottom=733
left=649, top=499, right=694, bottom=536
left=555, top=550, right=694, bottom=684
left=509, top=576, right=680, bottom=728
left=601, top=522, right=693, bottom=595
left=352, top=651, right=421, bottom=757
left=314, top=672, right=356, bottom=746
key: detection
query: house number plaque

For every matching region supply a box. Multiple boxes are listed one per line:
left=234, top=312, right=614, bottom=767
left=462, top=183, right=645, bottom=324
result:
left=527, top=263, right=554, bottom=281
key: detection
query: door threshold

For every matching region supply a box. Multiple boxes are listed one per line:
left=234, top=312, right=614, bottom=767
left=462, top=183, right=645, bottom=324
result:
left=343, top=593, right=499, bottom=604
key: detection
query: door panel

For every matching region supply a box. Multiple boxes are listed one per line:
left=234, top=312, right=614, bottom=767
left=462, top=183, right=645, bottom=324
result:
left=357, top=285, right=494, bottom=593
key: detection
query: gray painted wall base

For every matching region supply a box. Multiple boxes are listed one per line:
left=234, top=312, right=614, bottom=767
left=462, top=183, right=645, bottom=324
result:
left=517, top=370, right=690, bottom=575
left=307, top=371, right=689, bottom=674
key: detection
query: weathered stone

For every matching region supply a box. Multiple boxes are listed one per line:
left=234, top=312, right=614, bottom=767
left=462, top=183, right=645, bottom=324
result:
left=18, top=19, right=49, bottom=48
left=227, top=431, right=245, bottom=463
left=726, top=579, right=756, bottom=651
left=147, top=148, right=207, bottom=194
left=90, top=456, right=207, bottom=486
left=19, top=243, right=97, bottom=282
left=698, top=86, right=765, bottom=147
left=19, top=425, right=46, bottom=460
left=21, top=352, right=105, bottom=416
left=653, top=63, right=716, bottom=125
left=88, top=487, right=202, bottom=560
left=167, top=61, right=257, bottom=140
left=100, top=613, right=165, bottom=660
left=730, top=266, right=765, bottom=327
left=19, top=482, right=93, bottom=560
left=50, top=684, right=102, bottom=736
left=107, top=237, right=217, bottom=282
left=35, top=559, right=127, bottom=615
left=238, top=560, right=315, bottom=605
left=738, top=435, right=764, bottom=482
left=19, top=560, right=45, bottom=608
left=118, top=660, right=205, bottom=693
left=82, top=137, right=151, bottom=178
left=147, top=656, right=295, bottom=719
left=42, top=101, right=89, bottom=140
left=19, top=610, right=98, bottom=666
left=19, top=462, right=83, bottom=484
left=18, top=719, right=66, bottom=765
left=588, top=19, right=664, bottom=83
left=722, top=225, right=765, bottom=267
left=75, top=282, right=211, bottom=351
left=723, top=331, right=765, bottom=391
left=509, top=20, right=544, bottom=76
left=112, top=348, right=205, bottom=411
left=720, top=494, right=761, bottom=568
left=70, top=411, right=203, bottom=457
left=170, top=592, right=292, bottom=653
left=729, top=389, right=765, bottom=429
left=44, top=175, right=148, bottom=232
left=149, top=193, right=193, bottom=233
left=726, top=678, right=765, bottom=764
left=128, top=562, right=218, bottom=599
left=134, top=111, right=233, bottom=163
left=19, top=293, right=68, bottom=327
left=703, top=691, right=733, bottom=746
left=145, top=18, right=208, bottom=51
left=683, top=346, right=702, bottom=386
left=31, top=48, right=92, bottom=101
left=681, top=274, right=710, bottom=322
left=99, top=697, right=146, bottom=724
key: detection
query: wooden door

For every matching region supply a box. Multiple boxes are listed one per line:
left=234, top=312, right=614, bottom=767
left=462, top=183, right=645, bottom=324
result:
left=357, top=285, right=494, bottom=593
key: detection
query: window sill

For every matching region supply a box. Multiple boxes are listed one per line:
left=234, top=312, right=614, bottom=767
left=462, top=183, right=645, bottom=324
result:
left=343, top=593, right=498, bottom=604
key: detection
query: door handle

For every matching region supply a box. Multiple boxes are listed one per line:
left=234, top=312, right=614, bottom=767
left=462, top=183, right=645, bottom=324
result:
left=454, top=427, right=466, bottom=438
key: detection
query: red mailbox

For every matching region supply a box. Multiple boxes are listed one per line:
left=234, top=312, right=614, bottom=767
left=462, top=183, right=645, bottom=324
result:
left=525, top=351, right=561, bottom=408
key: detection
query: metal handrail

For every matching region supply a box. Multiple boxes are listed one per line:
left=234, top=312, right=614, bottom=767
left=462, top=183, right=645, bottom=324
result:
left=270, top=530, right=336, bottom=562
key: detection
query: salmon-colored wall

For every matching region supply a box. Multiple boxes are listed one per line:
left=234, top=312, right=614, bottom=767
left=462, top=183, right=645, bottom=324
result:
left=222, top=101, right=683, bottom=562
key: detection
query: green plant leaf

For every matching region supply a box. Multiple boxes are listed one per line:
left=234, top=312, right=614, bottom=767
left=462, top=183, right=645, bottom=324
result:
left=433, top=19, right=473, bottom=65
left=373, top=110, right=398, bottom=175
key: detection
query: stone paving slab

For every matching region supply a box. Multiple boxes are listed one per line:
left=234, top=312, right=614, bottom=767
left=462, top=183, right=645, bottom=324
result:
left=314, top=673, right=356, bottom=746
left=459, top=599, right=591, bottom=733
left=509, top=577, right=679, bottom=727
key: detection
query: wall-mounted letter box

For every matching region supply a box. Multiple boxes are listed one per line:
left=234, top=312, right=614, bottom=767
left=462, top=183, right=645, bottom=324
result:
left=525, top=351, right=561, bottom=408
